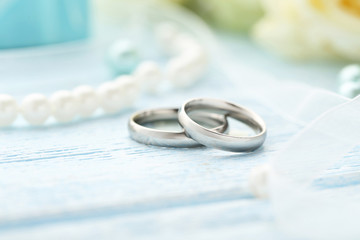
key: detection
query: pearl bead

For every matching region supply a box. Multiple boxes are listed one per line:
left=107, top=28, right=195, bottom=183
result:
left=339, top=81, right=360, bottom=98
left=338, top=64, right=360, bottom=84
left=0, top=94, right=18, bottom=127
left=73, top=85, right=98, bottom=117
left=114, top=75, right=134, bottom=86
left=115, top=75, right=140, bottom=105
left=155, top=22, right=180, bottom=55
left=173, top=33, right=201, bottom=53
left=134, top=61, right=163, bottom=93
left=98, top=78, right=138, bottom=114
left=248, top=164, right=271, bottom=199
left=50, top=90, right=78, bottom=123
left=21, top=94, right=51, bottom=125
left=107, top=40, right=140, bottom=75
left=166, top=48, right=207, bottom=88
left=97, top=82, right=122, bottom=114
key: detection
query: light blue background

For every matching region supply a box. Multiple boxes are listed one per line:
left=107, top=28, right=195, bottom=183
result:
left=0, top=0, right=89, bottom=49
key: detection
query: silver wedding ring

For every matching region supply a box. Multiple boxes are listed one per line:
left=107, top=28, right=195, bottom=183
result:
left=128, top=98, right=267, bottom=152
left=178, top=98, right=267, bottom=152
left=128, top=107, right=228, bottom=148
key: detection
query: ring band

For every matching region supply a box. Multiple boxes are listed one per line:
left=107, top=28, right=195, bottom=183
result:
left=128, top=107, right=228, bottom=148
left=178, top=98, right=267, bottom=152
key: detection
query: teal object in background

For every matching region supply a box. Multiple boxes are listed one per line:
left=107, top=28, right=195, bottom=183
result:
left=107, top=39, right=142, bottom=75
left=0, top=0, right=90, bottom=49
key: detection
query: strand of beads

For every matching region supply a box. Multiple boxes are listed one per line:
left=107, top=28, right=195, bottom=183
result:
left=338, top=64, right=360, bottom=98
left=0, top=23, right=208, bottom=127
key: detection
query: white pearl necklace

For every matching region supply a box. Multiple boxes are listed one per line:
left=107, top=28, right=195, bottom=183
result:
left=0, top=23, right=208, bottom=127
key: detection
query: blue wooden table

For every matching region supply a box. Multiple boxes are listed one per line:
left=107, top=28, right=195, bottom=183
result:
left=0, top=32, right=350, bottom=239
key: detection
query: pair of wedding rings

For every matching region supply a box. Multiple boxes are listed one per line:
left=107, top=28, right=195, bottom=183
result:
left=128, top=98, right=267, bottom=152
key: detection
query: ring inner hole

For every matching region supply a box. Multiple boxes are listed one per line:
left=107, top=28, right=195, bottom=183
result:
left=187, top=107, right=261, bottom=137
left=136, top=112, right=226, bottom=131
left=226, top=116, right=258, bottom=137
left=136, top=113, right=183, bottom=131
left=143, top=118, right=183, bottom=131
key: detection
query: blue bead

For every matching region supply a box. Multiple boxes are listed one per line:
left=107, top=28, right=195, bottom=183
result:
left=339, top=81, right=360, bottom=98
left=106, top=40, right=141, bottom=75
left=338, top=64, right=360, bottom=98
left=338, top=64, right=360, bottom=84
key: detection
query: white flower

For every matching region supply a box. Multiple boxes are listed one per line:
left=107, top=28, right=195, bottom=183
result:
left=182, top=0, right=263, bottom=31
left=253, top=0, right=360, bottom=60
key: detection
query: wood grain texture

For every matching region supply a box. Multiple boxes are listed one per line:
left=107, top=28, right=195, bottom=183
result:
left=2, top=35, right=355, bottom=239
left=0, top=62, right=303, bottom=239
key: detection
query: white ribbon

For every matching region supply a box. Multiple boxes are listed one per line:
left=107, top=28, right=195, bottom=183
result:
left=268, top=95, right=360, bottom=239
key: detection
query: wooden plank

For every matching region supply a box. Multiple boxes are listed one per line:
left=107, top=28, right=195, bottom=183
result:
left=0, top=69, right=301, bottom=236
